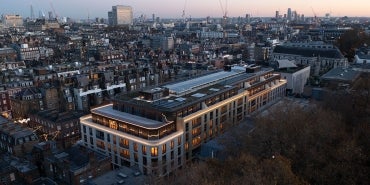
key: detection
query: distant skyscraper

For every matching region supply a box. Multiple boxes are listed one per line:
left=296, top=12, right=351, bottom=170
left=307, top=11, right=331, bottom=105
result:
left=287, top=8, right=292, bottom=21
left=275, top=11, right=280, bottom=19
left=245, top=14, right=251, bottom=23
left=108, top=11, right=113, bottom=25
left=108, top=5, right=133, bottom=26
left=48, top=11, right=54, bottom=20
left=293, top=11, right=298, bottom=21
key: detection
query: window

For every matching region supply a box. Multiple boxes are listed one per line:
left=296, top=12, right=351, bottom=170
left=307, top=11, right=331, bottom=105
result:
left=90, top=137, right=94, bottom=145
left=170, top=140, right=174, bottom=149
left=162, top=144, right=166, bottom=153
left=192, top=127, right=201, bottom=136
left=96, top=130, right=105, bottom=140
left=119, top=138, right=129, bottom=148
left=96, top=140, right=105, bottom=149
left=109, top=120, right=117, bottom=130
left=192, top=117, right=201, bottom=127
left=107, top=134, right=110, bottom=142
left=134, top=143, right=138, bottom=152
left=151, top=147, right=158, bottom=156
left=192, top=136, right=201, bottom=146
left=134, top=153, right=138, bottom=162
left=185, top=142, right=189, bottom=151
left=221, top=105, right=227, bottom=114
left=142, top=145, right=146, bottom=154
left=120, top=149, right=130, bottom=158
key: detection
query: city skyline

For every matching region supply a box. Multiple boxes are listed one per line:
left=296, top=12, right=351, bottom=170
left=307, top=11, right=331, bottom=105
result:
left=0, top=0, right=370, bottom=20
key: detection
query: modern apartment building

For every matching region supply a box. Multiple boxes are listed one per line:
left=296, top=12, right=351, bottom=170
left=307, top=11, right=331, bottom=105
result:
left=80, top=65, right=287, bottom=176
left=108, top=5, right=133, bottom=26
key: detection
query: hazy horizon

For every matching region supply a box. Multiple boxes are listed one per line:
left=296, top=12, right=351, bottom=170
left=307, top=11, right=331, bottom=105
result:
left=1, top=0, right=370, bottom=20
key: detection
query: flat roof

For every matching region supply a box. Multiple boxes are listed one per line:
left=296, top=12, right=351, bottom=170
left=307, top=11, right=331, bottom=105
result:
left=117, top=67, right=274, bottom=112
left=321, top=67, right=361, bottom=82
left=276, top=59, right=297, bottom=68
left=92, top=104, right=172, bottom=129
left=164, top=70, right=242, bottom=95
left=0, top=121, right=35, bottom=139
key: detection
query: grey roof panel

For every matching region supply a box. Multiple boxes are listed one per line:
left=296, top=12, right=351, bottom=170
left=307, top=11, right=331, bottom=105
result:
left=164, top=70, right=241, bottom=95
left=273, top=45, right=344, bottom=59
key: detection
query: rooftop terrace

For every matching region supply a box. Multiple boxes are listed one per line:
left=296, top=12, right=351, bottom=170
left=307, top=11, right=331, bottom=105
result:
left=92, top=104, right=173, bottom=129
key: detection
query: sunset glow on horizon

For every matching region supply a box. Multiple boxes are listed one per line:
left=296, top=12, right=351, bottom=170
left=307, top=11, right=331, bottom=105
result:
left=1, top=0, right=369, bottom=19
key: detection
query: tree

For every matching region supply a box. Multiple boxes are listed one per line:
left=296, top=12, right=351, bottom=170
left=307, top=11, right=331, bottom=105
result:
left=162, top=99, right=369, bottom=185
left=336, top=28, right=370, bottom=61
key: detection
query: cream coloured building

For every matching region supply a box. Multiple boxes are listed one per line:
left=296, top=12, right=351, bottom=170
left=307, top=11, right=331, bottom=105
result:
left=80, top=65, right=287, bottom=176
left=108, top=5, right=133, bottom=26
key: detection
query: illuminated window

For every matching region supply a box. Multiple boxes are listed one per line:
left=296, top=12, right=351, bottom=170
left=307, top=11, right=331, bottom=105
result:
left=192, top=136, right=201, bottom=146
left=178, top=137, right=182, bottom=145
left=151, top=147, right=158, bottom=156
left=192, top=127, right=201, bottom=136
left=109, top=120, right=117, bottom=130
left=185, top=142, right=189, bottom=151
left=192, top=117, right=201, bottom=127
left=96, top=140, right=105, bottom=149
left=162, top=144, right=166, bottom=153
left=120, top=149, right=130, bottom=158
left=142, top=145, right=147, bottom=154
left=170, top=140, right=174, bottom=149
left=119, top=138, right=129, bottom=148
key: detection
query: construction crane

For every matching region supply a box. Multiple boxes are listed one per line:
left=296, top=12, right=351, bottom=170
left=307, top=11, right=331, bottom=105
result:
left=311, top=7, right=319, bottom=26
left=50, top=2, right=58, bottom=20
left=182, top=0, right=188, bottom=21
left=219, top=0, right=228, bottom=26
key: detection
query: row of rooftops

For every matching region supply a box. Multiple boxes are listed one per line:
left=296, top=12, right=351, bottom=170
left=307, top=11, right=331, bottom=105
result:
left=31, top=109, right=85, bottom=123
left=273, top=44, right=344, bottom=59
left=0, top=116, right=36, bottom=141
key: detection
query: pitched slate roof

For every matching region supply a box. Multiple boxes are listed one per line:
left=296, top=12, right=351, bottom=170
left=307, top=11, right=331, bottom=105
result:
left=273, top=45, right=344, bottom=59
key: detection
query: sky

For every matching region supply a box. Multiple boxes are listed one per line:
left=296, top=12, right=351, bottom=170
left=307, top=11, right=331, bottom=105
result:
left=0, top=0, right=369, bottom=19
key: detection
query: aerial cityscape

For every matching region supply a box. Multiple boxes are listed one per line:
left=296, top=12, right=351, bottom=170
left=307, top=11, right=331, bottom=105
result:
left=0, top=1, right=369, bottom=185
